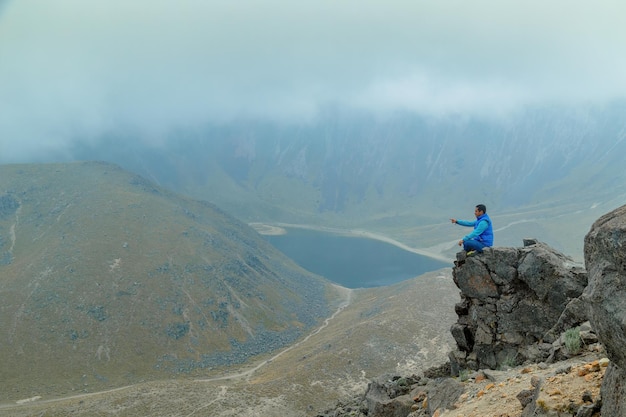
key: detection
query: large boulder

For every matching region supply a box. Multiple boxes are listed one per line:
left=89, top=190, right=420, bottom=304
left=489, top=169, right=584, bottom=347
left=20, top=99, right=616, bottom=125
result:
left=450, top=240, right=588, bottom=372
left=583, top=204, right=626, bottom=416
left=362, top=376, right=424, bottom=417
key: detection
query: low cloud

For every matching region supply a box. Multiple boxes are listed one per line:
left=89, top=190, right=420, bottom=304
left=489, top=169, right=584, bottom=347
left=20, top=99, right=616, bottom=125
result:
left=1, top=0, right=625, bottom=161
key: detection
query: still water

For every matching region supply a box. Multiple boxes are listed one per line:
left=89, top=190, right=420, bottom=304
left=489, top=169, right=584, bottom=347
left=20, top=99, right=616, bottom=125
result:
left=265, top=228, right=450, bottom=288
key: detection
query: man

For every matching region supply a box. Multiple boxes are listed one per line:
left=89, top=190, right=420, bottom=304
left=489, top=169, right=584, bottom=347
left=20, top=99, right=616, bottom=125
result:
left=450, top=204, right=494, bottom=254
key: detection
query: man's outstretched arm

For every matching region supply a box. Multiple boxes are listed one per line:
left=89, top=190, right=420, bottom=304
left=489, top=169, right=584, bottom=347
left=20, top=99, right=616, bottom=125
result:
left=462, top=219, right=489, bottom=241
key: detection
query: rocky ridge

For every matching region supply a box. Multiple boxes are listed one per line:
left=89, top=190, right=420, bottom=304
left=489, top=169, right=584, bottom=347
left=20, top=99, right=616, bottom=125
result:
left=319, top=204, right=626, bottom=417
left=583, top=204, right=626, bottom=416
left=449, top=239, right=589, bottom=373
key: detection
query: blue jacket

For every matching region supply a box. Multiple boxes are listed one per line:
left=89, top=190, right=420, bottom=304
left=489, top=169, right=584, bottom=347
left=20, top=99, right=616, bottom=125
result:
left=457, top=213, right=494, bottom=246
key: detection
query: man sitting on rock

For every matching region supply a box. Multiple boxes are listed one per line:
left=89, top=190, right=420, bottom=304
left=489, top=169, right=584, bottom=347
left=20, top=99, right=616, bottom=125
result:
left=450, top=204, right=494, bottom=255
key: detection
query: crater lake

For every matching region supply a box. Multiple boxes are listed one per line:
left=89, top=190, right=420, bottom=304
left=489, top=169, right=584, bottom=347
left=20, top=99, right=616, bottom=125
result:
left=264, top=228, right=450, bottom=288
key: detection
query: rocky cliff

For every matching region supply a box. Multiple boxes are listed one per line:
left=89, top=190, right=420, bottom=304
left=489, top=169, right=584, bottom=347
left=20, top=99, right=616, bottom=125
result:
left=583, top=204, right=626, bottom=417
left=449, top=239, right=589, bottom=373
left=318, top=234, right=616, bottom=417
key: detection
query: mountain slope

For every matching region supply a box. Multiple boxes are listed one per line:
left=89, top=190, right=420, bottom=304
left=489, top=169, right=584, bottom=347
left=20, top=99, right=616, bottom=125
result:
left=0, top=162, right=339, bottom=399
left=69, top=102, right=626, bottom=259
left=0, top=269, right=459, bottom=417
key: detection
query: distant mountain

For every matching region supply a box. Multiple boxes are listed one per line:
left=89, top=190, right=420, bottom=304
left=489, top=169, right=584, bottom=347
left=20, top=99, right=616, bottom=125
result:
left=0, top=162, right=338, bottom=399
left=69, top=101, right=626, bottom=259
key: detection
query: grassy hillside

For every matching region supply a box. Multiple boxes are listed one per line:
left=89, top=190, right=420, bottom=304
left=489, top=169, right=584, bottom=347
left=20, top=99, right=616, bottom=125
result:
left=0, top=269, right=459, bottom=416
left=0, top=162, right=340, bottom=400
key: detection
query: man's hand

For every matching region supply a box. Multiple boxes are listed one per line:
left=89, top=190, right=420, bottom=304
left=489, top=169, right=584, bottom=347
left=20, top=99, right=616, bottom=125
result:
left=450, top=218, right=457, bottom=224
left=458, top=240, right=463, bottom=246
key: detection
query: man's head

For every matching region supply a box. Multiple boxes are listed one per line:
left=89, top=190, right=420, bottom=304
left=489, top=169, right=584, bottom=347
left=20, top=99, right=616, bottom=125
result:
left=475, top=204, right=487, bottom=217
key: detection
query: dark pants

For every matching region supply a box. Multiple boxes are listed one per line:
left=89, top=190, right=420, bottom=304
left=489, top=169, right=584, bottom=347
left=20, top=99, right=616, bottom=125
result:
left=463, top=239, right=488, bottom=252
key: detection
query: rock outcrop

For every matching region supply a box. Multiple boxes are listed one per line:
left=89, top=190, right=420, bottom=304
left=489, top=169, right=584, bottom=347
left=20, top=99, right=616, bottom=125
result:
left=449, top=240, right=589, bottom=373
left=318, top=231, right=623, bottom=417
left=583, top=203, right=626, bottom=416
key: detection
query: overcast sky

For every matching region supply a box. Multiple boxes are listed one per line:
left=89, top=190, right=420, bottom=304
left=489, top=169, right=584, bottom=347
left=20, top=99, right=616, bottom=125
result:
left=1, top=0, right=625, bottom=161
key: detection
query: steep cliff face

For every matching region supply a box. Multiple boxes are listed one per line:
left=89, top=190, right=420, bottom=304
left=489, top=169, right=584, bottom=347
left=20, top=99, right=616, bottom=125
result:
left=583, top=204, right=626, bottom=416
left=449, top=240, right=588, bottom=373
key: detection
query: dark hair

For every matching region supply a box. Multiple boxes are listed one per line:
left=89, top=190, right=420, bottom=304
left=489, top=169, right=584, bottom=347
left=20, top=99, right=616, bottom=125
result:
left=476, top=204, right=487, bottom=213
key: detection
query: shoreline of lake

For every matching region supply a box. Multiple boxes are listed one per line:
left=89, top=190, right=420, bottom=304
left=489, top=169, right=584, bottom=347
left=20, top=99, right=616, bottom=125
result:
left=249, top=222, right=451, bottom=263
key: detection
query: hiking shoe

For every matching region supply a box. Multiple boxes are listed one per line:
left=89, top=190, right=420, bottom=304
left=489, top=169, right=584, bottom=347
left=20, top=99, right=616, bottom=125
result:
left=466, top=250, right=476, bottom=257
